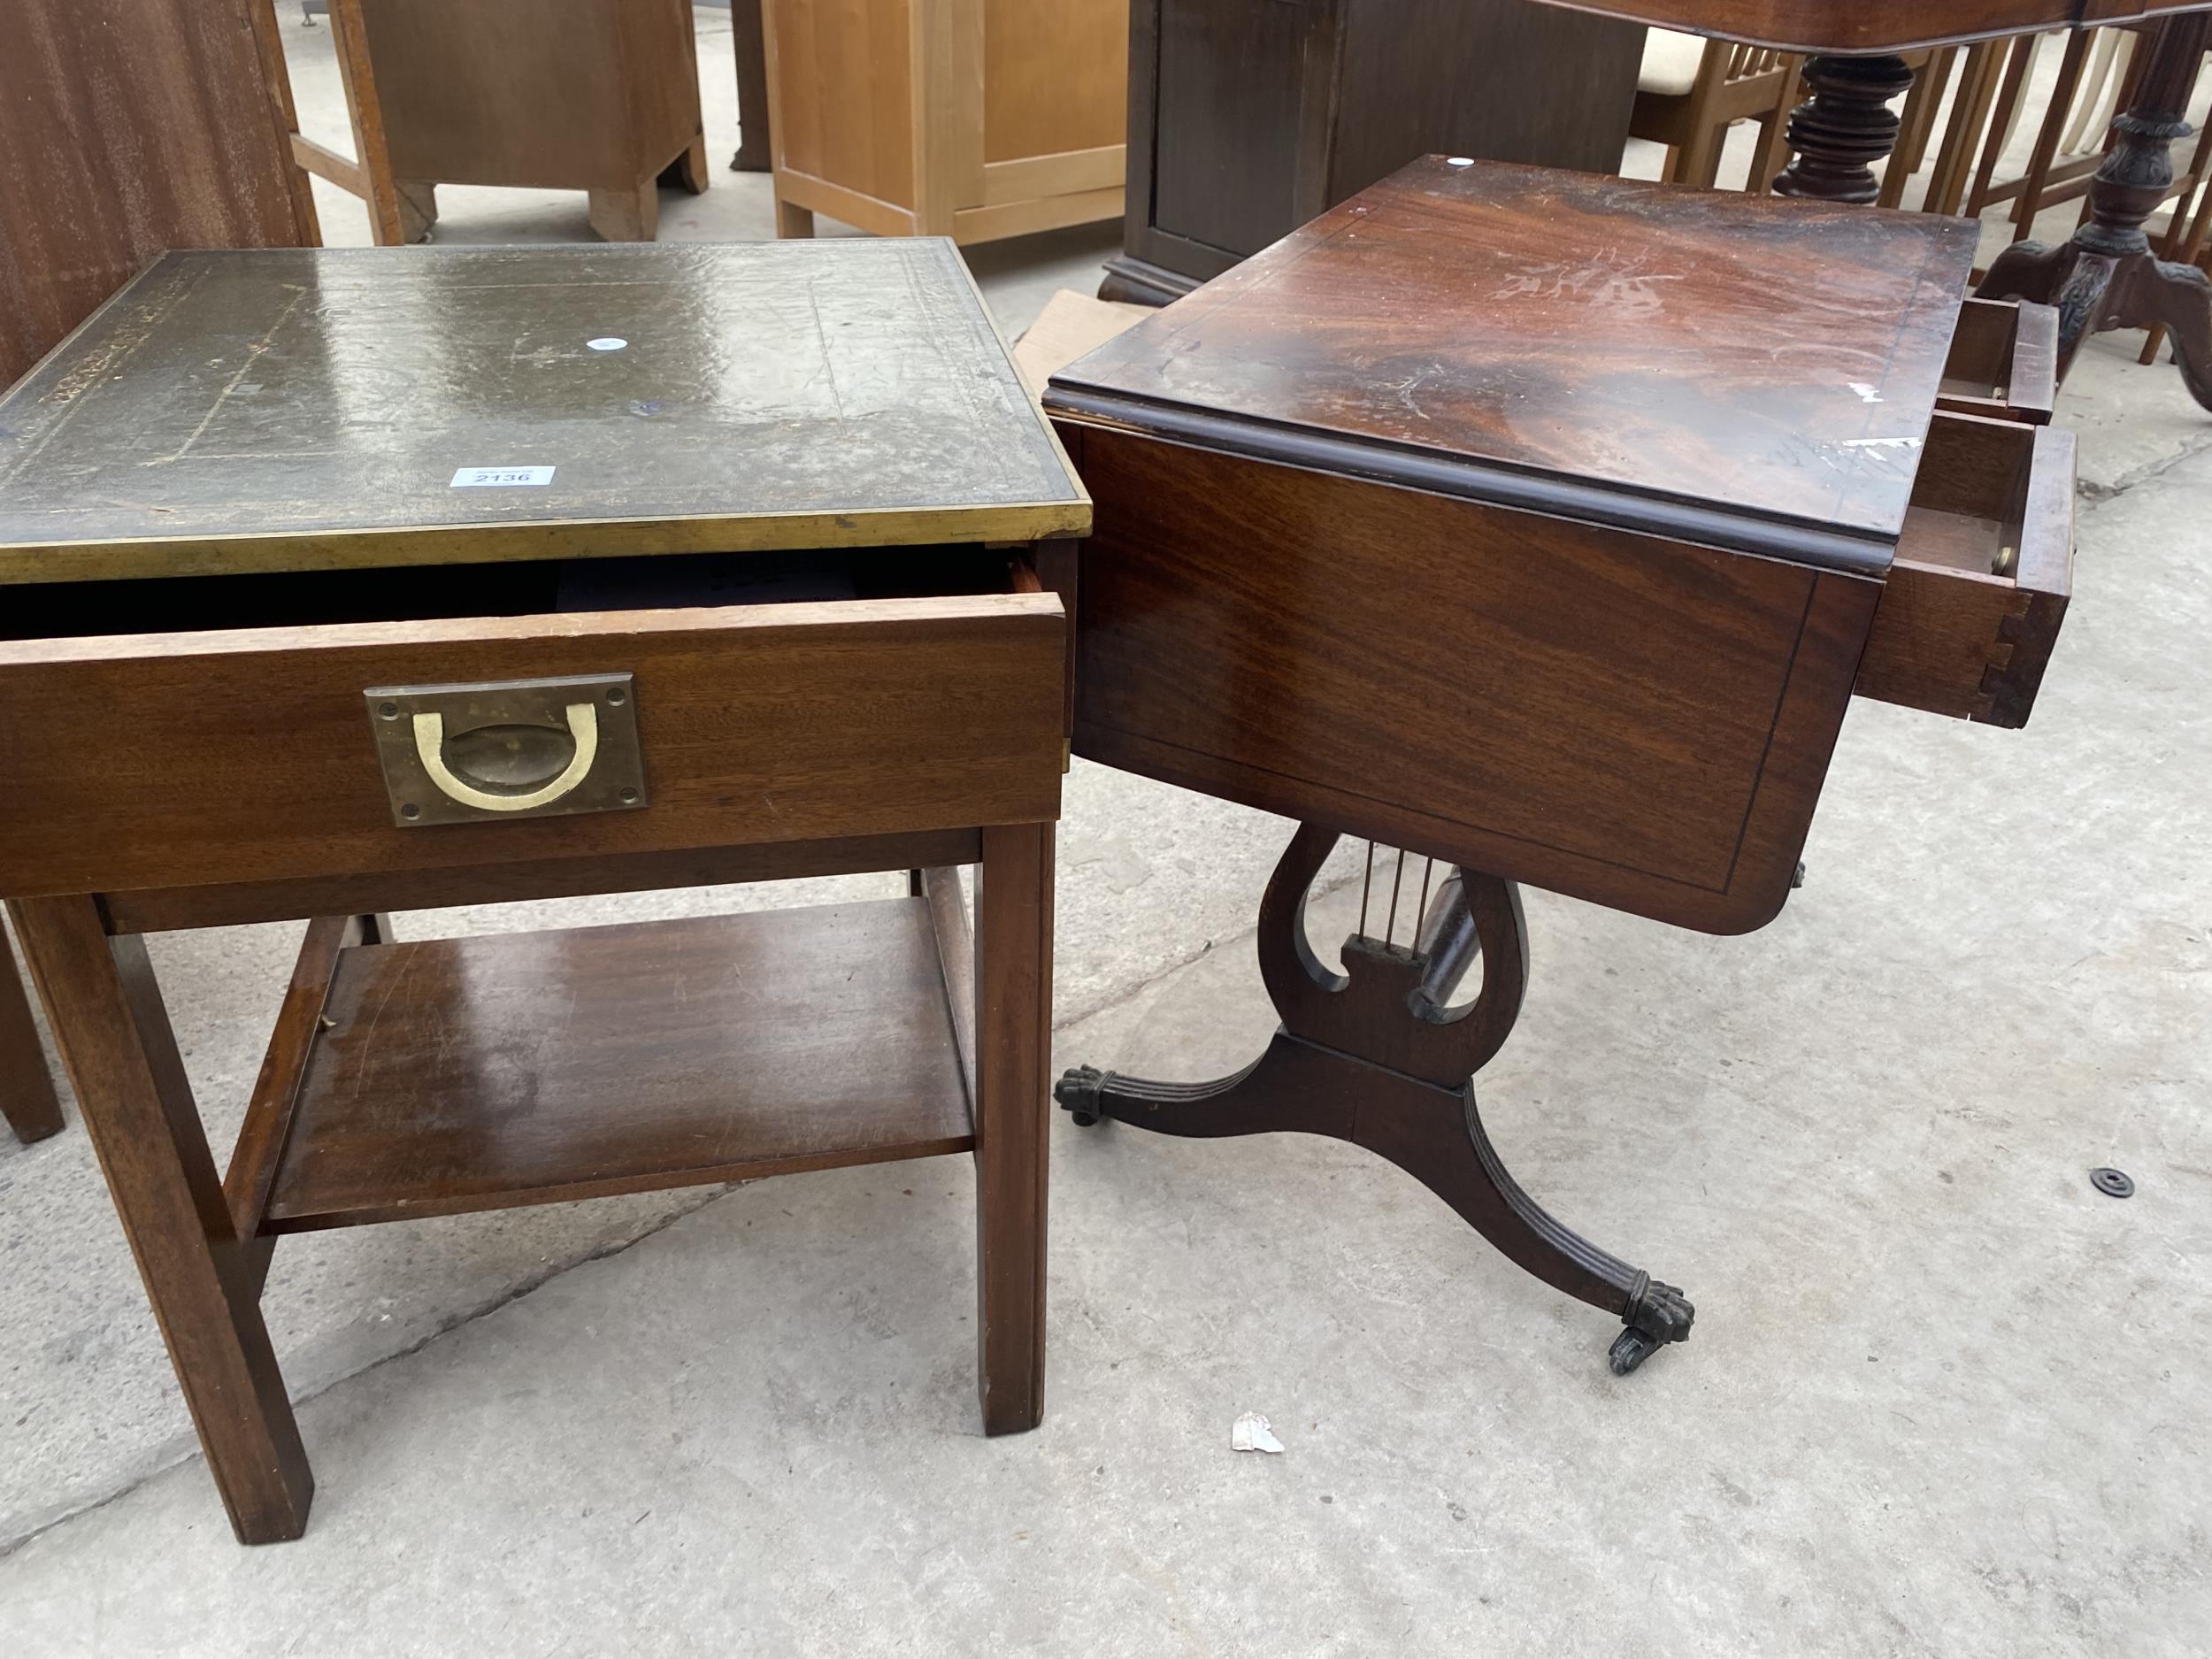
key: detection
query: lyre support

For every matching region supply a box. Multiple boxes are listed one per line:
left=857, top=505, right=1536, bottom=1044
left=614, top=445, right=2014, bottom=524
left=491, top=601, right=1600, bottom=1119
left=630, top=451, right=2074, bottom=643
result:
left=1056, top=823, right=1694, bottom=1374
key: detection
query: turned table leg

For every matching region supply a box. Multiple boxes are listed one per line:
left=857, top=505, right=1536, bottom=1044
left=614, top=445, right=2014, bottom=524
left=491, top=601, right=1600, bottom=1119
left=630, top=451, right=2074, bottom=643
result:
left=1978, top=14, right=2212, bottom=409
left=972, top=825, right=1052, bottom=1433
left=7, top=895, right=312, bottom=1543
left=1, top=926, right=64, bottom=1143
left=1773, top=53, right=1917, bottom=204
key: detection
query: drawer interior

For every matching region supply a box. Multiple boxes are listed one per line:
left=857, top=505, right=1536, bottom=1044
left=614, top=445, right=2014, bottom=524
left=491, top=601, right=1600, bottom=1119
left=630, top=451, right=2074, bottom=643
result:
left=1937, top=297, right=2056, bottom=424
left=0, top=543, right=1033, bottom=643
left=1896, top=411, right=2043, bottom=578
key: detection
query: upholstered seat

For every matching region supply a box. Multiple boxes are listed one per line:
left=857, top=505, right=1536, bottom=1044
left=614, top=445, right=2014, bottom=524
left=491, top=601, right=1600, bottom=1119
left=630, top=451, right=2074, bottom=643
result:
left=1638, top=28, right=1708, bottom=97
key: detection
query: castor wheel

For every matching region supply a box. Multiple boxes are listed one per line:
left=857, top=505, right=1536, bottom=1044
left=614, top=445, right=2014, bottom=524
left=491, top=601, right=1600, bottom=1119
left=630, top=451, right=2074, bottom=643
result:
left=1609, top=1274, right=1693, bottom=1373
left=1608, top=1328, right=1661, bottom=1374
left=1054, top=1064, right=1109, bottom=1127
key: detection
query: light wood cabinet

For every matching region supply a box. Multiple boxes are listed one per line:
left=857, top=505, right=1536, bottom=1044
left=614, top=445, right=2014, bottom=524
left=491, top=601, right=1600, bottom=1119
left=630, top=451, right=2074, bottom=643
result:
left=763, top=0, right=1127, bottom=243
left=312, top=0, right=708, bottom=243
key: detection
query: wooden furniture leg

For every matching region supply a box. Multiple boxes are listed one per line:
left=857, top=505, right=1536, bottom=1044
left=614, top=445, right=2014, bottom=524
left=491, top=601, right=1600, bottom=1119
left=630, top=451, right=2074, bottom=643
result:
left=1, top=927, right=64, bottom=1144
left=327, top=0, right=411, bottom=245
left=1893, top=48, right=1955, bottom=196
left=588, top=179, right=661, bottom=242
left=2141, top=157, right=2212, bottom=363
left=2141, top=114, right=2212, bottom=363
left=732, top=0, right=772, bottom=172
left=1979, top=13, right=2212, bottom=410
left=2008, top=33, right=2098, bottom=237
left=972, top=825, right=1051, bottom=1434
left=1964, top=35, right=2039, bottom=216
left=1880, top=48, right=1947, bottom=208
left=775, top=198, right=816, bottom=239
left=8, top=895, right=312, bottom=1544
left=1748, top=58, right=1806, bottom=194
left=661, top=133, right=711, bottom=196
left=1054, top=826, right=1694, bottom=1375
left=393, top=180, right=437, bottom=244
left=1774, top=52, right=1918, bottom=203
left=1924, top=43, right=2010, bottom=217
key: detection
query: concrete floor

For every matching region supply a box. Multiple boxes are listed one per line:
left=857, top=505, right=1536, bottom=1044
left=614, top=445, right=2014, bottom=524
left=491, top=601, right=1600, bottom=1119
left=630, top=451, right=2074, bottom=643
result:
left=3, top=11, right=2210, bottom=1655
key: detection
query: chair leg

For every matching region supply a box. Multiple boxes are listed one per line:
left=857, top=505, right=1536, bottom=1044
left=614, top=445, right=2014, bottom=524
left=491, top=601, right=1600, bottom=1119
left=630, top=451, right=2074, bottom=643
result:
left=588, top=179, right=661, bottom=242
left=8, top=896, right=312, bottom=1543
left=2016, top=31, right=2095, bottom=237
left=1885, top=47, right=1954, bottom=207
left=1747, top=60, right=1804, bottom=193
left=2143, top=129, right=2212, bottom=363
left=1678, top=118, right=1729, bottom=191
left=1966, top=35, right=2040, bottom=215
left=1, top=927, right=64, bottom=1144
left=394, top=180, right=437, bottom=244
left=971, top=824, right=1050, bottom=1436
left=1925, top=42, right=2008, bottom=217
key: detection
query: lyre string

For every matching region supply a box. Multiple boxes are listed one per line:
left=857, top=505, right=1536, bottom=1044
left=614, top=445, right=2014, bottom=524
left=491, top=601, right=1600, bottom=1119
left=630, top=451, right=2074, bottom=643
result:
left=1358, top=840, right=1375, bottom=940
left=1415, top=856, right=1434, bottom=949
left=1386, top=848, right=1408, bottom=948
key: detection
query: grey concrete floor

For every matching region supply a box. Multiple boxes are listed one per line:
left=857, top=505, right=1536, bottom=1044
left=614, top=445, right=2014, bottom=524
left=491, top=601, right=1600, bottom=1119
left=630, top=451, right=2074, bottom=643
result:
left=4, top=11, right=2211, bottom=1655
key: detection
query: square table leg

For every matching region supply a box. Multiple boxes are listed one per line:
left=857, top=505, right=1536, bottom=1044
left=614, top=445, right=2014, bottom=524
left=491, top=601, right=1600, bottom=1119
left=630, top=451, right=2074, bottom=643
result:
left=972, top=824, right=1052, bottom=1434
left=1, top=926, right=65, bottom=1143
left=7, top=895, right=313, bottom=1544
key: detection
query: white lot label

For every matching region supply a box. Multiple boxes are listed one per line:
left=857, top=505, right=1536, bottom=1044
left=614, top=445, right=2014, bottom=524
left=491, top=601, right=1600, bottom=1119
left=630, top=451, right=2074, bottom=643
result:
left=451, top=465, right=556, bottom=488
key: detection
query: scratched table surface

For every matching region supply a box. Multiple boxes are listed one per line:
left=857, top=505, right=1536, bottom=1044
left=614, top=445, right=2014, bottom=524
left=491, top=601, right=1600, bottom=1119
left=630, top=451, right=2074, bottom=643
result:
left=0, top=242, right=1088, bottom=585
left=1052, top=159, right=1979, bottom=562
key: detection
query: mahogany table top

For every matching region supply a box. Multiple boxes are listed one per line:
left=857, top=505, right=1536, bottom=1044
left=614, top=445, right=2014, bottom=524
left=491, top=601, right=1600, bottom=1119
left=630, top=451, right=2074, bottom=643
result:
left=1048, top=158, right=1977, bottom=572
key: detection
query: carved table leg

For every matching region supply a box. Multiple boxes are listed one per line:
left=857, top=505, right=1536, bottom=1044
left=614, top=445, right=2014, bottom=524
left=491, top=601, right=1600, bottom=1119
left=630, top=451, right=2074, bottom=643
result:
left=8, top=895, right=312, bottom=1542
left=1773, top=54, right=1916, bottom=204
left=1056, top=826, right=1694, bottom=1374
left=1978, top=15, right=2212, bottom=411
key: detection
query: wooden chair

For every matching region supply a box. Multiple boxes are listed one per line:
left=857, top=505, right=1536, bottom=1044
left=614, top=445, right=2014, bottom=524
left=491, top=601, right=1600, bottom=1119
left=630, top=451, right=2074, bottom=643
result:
left=1947, top=28, right=2139, bottom=232
left=2, top=933, right=64, bottom=1145
left=1631, top=30, right=1803, bottom=191
left=279, top=0, right=708, bottom=244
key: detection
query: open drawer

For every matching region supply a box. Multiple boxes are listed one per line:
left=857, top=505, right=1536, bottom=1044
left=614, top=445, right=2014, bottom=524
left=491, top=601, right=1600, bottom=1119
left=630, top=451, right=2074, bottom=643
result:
left=1855, top=411, right=2075, bottom=729
left=0, top=547, right=1066, bottom=901
left=1938, top=298, right=2059, bottom=426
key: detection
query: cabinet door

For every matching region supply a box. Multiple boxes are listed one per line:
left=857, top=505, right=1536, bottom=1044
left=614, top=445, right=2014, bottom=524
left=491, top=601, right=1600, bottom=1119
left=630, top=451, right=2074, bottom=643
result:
left=1142, top=0, right=1342, bottom=271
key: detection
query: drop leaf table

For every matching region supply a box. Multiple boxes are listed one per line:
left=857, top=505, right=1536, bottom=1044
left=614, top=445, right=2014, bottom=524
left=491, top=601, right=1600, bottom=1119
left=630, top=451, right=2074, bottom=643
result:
left=1044, top=158, right=2076, bottom=1376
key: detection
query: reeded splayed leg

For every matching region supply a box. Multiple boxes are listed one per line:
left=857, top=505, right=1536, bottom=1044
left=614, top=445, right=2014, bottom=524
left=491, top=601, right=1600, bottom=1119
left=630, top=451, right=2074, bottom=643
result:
left=1055, top=824, right=1694, bottom=1373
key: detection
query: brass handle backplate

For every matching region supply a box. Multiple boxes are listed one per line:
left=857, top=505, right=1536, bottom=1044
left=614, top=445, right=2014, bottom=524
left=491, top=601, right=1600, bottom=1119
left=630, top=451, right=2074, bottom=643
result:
left=364, top=673, right=647, bottom=827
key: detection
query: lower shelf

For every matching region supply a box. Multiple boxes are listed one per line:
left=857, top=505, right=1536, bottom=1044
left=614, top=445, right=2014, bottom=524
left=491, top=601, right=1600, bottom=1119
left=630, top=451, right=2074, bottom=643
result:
left=260, top=898, right=972, bottom=1232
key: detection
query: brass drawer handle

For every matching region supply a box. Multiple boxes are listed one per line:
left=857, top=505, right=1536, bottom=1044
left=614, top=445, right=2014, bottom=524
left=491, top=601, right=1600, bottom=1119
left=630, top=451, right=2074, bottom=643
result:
left=414, top=703, right=599, bottom=813
left=365, top=673, right=647, bottom=827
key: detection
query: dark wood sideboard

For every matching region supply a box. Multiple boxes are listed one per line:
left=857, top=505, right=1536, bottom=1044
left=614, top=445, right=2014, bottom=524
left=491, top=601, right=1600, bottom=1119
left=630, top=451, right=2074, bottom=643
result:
left=1101, top=0, right=1646, bottom=304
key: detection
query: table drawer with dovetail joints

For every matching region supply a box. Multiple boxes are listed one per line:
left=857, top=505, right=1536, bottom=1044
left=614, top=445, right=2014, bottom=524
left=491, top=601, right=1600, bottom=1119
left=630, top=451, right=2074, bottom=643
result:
left=1857, top=411, right=2075, bottom=728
